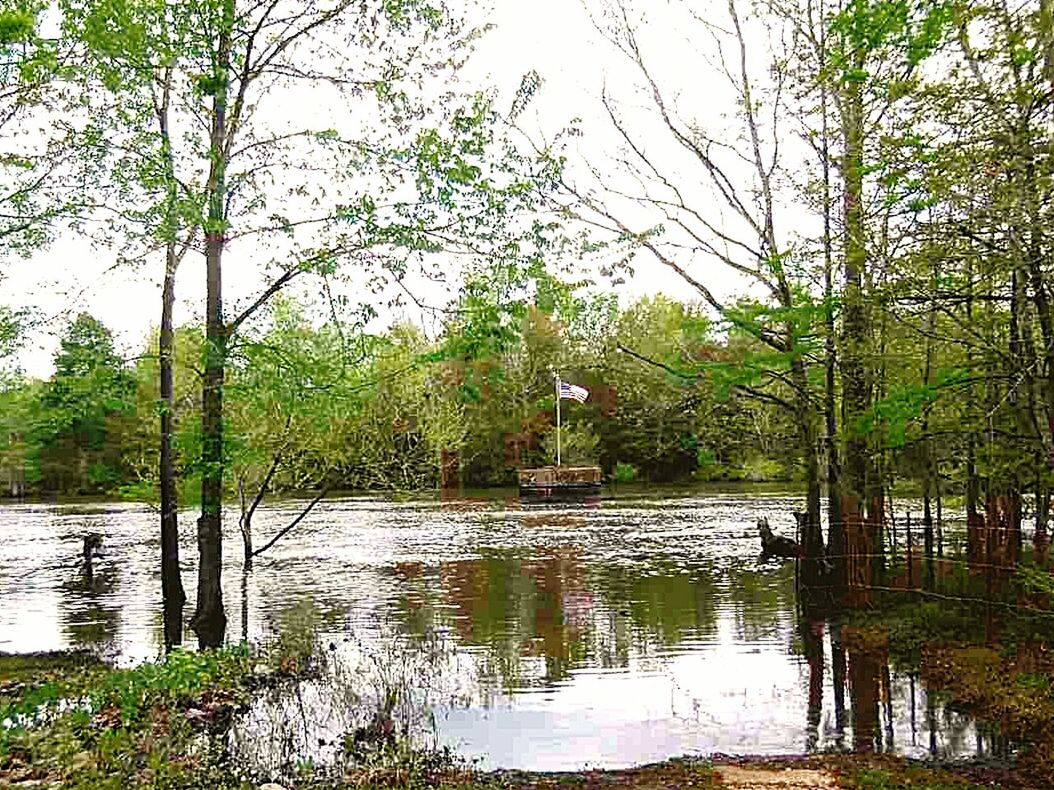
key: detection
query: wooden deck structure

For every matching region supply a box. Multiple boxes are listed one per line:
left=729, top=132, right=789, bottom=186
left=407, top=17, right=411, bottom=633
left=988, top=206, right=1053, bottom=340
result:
left=518, top=465, right=601, bottom=500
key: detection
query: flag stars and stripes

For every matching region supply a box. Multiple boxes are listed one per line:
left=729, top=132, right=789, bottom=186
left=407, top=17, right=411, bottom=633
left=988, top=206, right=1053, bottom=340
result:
left=559, top=381, right=589, bottom=403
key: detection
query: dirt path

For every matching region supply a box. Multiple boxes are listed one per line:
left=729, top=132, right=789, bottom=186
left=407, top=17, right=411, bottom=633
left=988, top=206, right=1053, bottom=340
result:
left=715, top=765, right=840, bottom=789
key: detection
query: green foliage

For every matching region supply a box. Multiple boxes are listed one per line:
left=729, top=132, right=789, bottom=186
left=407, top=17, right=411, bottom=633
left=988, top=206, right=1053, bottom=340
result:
left=0, top=5, right=35, bottom=46
left=612, top=462, right=638, bottom=483
left=0, top=288, right=809, bottom=496
left=87, top=646, right=251, bottom=726
left=0, top=646, right=256, bottom=789
left=861, top=368, right=966, bottom=447
left=26, top=314, right=136, bottom=494
left=828, top=0, right=954, bottom=81
left=0, top=305, right=23, bottom=380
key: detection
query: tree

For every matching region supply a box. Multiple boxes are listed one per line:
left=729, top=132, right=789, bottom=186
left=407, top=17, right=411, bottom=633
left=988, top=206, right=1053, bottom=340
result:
left=59, top=0, right=556, bottom=647
left=34, top=313, right=135, bottom=493
left=559, top=0, right=830, bottom=591
left=0, top=2, right=70, bottom=252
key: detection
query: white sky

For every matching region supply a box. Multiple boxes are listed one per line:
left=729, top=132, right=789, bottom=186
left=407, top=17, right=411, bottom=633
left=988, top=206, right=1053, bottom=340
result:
left=2, top=0, right=766, bottom=378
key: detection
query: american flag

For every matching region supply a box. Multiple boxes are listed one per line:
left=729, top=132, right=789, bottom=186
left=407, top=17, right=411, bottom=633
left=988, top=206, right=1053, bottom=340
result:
left=559, top=381, right=589, bottom=403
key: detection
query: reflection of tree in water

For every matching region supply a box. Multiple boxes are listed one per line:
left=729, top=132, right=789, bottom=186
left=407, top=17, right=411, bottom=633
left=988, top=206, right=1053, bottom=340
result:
left=60, top=556, right=120, bottom=654
left=801, top=619, right=824, bottom=752
left=383, top=547, right=721, bottom=692
left=431, top=548, right=585, bottom=687
left=833, top=624, right=988, bottom=759
left=589, top=560, right=719, bottom=658
left=843, top=625, right=889, bottom=753
left=726, top=563, right=796, bottom=643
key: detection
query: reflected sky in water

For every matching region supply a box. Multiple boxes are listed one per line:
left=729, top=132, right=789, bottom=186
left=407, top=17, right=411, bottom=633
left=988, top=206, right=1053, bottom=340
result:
left=0, top=488, right=986, bottom=770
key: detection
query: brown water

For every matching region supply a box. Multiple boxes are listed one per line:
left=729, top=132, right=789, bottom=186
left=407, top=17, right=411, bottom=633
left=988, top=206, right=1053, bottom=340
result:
left=0, top=487, right=991, bottom=772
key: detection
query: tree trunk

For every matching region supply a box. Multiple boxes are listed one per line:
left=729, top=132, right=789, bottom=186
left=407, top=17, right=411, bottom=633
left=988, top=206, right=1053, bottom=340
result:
left=839, top=53, right=881, bottom=603
left=192, top=19, right=232, bottom=650
left=820, top=42, right=843, bottom=599
left=238, top=476, right=254, bottom=571
left=922, top=494, right=934, bottom=591
left=965, top=259, right=984, bottom=564
left=158, top=67, right=185, bottom=651
left=922, top=272, right=935, bottom=591
left=160, top=239, right=185, bottom=650
left=1036, top=482, right=1050, bottom=565
left=792, top=357, right=825, bottom=611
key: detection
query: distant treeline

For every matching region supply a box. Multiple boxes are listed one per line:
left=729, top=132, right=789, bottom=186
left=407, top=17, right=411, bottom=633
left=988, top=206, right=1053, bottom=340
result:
left=0, top=292, right=799, bottom=500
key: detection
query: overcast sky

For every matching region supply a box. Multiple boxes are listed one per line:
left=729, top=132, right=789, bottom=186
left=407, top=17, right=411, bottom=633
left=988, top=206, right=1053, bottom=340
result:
left=3, top=0, right=759, bottom=378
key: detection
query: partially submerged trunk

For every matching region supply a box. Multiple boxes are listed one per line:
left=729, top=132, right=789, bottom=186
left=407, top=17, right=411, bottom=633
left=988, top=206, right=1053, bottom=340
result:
left=792, top=358, right=826, bottom=604
left=238, top=476, right=254, bottom=571
left=158, top=66, right=185, bottom=651
left=192, top=20, right=232, bottom=650
left=160, top=238, right=185, bottom=649
left=839, top=48, right=883, bottom=606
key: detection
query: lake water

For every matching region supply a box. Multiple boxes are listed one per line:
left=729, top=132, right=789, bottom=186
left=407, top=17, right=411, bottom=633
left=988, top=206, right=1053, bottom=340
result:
left=0, top=487, right=991, bottom=773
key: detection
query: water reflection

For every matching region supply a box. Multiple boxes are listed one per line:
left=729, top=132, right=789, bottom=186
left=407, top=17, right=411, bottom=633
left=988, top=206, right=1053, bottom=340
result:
left=0, top=491, right=995, bottom=770
left=60, top=560, right=120, bottom=654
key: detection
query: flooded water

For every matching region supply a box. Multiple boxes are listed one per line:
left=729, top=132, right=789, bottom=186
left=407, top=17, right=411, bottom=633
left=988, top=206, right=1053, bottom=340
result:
left=0, top=487, right=990, bottom=772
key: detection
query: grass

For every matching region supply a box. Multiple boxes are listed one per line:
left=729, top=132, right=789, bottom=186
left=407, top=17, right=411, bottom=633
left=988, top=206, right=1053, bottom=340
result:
left=0, top=646, right=255, bottom=789
left=849, top=766, right=988, bottom=790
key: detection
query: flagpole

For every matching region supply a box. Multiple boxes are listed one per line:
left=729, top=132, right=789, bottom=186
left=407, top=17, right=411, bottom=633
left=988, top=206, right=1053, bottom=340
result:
left=555, top=373, right=561, bottom=468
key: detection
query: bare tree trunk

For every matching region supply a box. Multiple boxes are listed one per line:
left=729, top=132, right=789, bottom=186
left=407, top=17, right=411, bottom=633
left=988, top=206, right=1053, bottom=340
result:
left=238, top=450, right=283, bottom=572
left=818, top=10, right=843, bottom=598
left=192, top=17, right=232, bottom=650
left=238, top=476, right=253, bottom=570
left=160, top=239, right=185, bottom=649
left=158, top=66, right=185, bottom=651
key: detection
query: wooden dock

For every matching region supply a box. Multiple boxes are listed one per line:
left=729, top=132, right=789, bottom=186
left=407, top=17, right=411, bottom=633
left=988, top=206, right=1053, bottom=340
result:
left=518, top=466, right=601, bottom=500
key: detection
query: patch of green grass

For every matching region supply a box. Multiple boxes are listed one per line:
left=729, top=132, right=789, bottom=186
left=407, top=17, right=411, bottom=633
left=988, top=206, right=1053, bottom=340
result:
left=852, top=766, right=986, bottom=789
left=0, top=645, right=255, bottom=788
left=0, top=649, right=101, bottom=679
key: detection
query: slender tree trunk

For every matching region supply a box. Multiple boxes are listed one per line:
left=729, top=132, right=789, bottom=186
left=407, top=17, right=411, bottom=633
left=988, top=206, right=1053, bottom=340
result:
left=238, top=476, right=254, bottom=571
left=1036, top=481, right=1050, bottom=565
left=965, top=259, right=984, bottom=563
left=158, top=66, right=185, bottom=651
left=922, top=266, right=936, bottom=591
left=160, top=240, right=185, bottom=649
left=192, top=18, right=233, bottom=649
left=793, top=357, right=825, bottom=603
left=819, top=23, right=843, bottom=598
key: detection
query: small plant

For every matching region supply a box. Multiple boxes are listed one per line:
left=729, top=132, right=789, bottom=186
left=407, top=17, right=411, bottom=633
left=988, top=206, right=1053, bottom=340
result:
left=267, top=598, right=326, bottom=676
left=612, top=462, right=638, bottom=483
